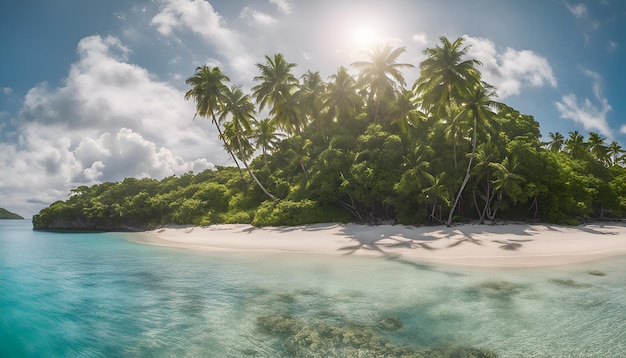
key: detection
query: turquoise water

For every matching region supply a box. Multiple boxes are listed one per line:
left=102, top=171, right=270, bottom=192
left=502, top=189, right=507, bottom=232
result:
left=1, top=220, right=625, bottom=357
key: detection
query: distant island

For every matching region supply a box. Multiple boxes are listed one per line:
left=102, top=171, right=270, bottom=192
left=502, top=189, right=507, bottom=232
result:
left=32, top=37, right=626, bottom=231
left=0, top=208, right=24, bottom=219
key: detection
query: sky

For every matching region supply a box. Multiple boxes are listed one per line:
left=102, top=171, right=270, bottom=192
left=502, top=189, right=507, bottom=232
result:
left=1, top=0, right=625, bottom=218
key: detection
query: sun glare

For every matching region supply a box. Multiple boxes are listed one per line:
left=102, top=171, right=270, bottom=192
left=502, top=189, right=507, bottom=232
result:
left=345, top=16, right=385, bottom=53
left=351, top=25, right=380, bottom=50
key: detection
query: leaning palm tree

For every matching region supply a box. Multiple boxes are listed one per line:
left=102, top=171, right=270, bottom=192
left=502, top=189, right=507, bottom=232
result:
left=351, top=44, right=414, bottom=122
left=184, top=66, right=243, bottom=175
left=219, top=85, right=276, bottom=200
left=446, top=84, right=504, bottom=226
left=252, top=53, right=300, bottom=134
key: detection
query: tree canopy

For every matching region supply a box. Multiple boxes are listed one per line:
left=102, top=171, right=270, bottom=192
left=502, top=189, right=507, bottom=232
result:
left=33, top=37, right=626, bottom=230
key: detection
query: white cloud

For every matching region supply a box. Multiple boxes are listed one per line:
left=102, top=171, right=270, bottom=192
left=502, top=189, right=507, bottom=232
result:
left=241, top=7, right=276, bottom=25
left=152, top=0, right=230, bottom=39
left=269, top=0, right=293, bottom=14
left=2, top=87, right=12, bottom=95
left=463, top=35, right=557, bottom=98
left=2, top=34, right=223, bottom=217
left=567, top=3, right=587, bottom=18
left=412, top=32, right=428, bottom=47
left=150, top=0, right=254, bottom=80
left=621, top=125, right=626, bottom=134
left=555, top=68, right=612, bottom=138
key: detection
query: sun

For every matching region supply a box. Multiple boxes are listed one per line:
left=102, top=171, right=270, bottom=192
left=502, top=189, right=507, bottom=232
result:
left=351, top=26, right=379, bottom=50
left=347, top=21, right=383, bottom=52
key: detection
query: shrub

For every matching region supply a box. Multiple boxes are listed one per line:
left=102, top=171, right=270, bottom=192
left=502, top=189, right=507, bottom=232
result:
left=219, top=210, right=253, bottom=224
left=252, top=199, right=349, bottom=226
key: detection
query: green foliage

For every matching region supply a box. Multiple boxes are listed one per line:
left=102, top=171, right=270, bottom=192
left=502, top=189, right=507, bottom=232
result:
left=33, top=168, right=256, bottom=230
left=0, top=208, right=24, bottom=219
left=252, top=199, right=349, bottom=226
left=34, top=38, right=626, bottom=229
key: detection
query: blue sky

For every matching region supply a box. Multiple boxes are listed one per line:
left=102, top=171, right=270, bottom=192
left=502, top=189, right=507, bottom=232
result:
left=1, top=0, right=625, bottom=217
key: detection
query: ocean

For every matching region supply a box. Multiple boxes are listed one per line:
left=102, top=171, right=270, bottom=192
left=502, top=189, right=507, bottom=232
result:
left=1, top=219, right=625, bottom=357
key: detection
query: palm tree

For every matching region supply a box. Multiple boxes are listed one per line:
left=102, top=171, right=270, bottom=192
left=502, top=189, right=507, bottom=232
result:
left=440, top=104, right=471, bottom=168
left=546, top=132, right=565, bottom=152
left=384, top=89, right=425, bottom=138
left=423, top=173, right=448, bottom=223
left=416, top=36, right=482, bottom=167
left=416, top=36, right=482, bottom=113
left=446, top=84, right=504, bottom=226
left=471, top=139, right=499, bottom=224
left=324, top=66, right=362, bottom=125
left=608, top=141, right=625, bottom=166
left=402, top=144, right=434, bottom=188
left=219, top=85, right=276, bottom=200
left=220, top=121, right=253, bottom=162
left=252, top=53, right=300, bottom=134
left=587, top=132, right=610, bottom=165
left=318, top=135, right=348, bottom=166
left=351, top=44, right=414, bottom=122
left=184, top=66, right=243, bottom=175
left=491, top=156, right=526, bottom=206
left=564, top=131, right=586, bottom=159
left=297, top=70, right=326, bottom=132
left=250, top=118, right=285, bottom=168
left=285, top=135, right=313, bottom=179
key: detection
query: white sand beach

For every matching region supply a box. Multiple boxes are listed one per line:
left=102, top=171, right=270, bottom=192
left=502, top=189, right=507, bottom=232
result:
left=137, top=222, right=626, bottom=267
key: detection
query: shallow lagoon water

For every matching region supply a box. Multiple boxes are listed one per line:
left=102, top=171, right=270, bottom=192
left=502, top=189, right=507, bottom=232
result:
left=1, top=220, right=624, bottom=357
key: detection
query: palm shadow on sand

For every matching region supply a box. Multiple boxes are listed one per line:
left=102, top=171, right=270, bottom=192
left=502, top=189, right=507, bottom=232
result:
left=334, top=223, right=547, bottom=258
left=336, top=224, right=444, bottom=256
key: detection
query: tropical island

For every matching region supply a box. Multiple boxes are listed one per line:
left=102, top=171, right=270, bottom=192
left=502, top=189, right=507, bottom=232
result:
left=32, top=37, right=626, bottom=232
left=0, top=208, right=24, bottom=219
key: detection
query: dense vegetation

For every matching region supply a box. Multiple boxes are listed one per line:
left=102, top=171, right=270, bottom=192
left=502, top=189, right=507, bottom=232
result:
left=0, top=208, right=24, bottom=219
left=33, top=37, right=626, bottom=230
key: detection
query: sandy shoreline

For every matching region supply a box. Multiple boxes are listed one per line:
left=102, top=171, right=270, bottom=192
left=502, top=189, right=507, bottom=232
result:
left=133, top=222, right=626, bottom=267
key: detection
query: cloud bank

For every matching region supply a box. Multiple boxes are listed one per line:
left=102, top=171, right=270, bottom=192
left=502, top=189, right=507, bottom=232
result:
left=2, top=35, right=219, bottom=217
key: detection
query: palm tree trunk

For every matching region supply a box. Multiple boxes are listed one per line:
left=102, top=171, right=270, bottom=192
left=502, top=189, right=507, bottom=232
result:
left=453, top=128, right=458, bottom=169
left=473, top=189, right=486, bottom=224
left=299, top=159, right=308, bottom=180
left=262, top=148, right=269, bottom=169
left=447, top=114, right=478, bottom=226
left=431, top=194, right=438, bottom=220
left=211, top=113, right=244, bottom=179
left=236, top=134, right=276, bottom=200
